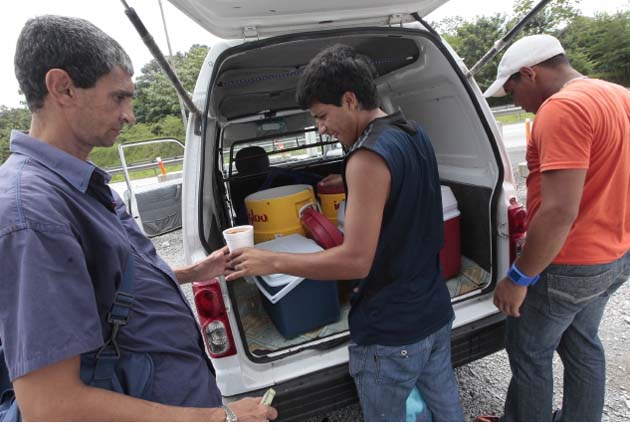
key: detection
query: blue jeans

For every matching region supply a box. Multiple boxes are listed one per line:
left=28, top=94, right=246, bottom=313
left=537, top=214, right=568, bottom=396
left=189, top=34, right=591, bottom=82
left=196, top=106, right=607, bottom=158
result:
left=348, top=320, right=464, bottom=422
left=504, top=251, right=630, bottom=421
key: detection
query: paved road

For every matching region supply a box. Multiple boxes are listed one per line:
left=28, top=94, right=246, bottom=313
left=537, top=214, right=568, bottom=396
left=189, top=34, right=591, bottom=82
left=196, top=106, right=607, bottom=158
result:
left=501, top=122, right=529, bottom=149
left=151, top=122, right=630, bottom=421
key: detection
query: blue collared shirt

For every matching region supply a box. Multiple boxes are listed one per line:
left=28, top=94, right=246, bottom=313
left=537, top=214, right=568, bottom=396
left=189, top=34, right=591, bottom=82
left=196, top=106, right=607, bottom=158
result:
left=0, top=131, right=221, bottom=407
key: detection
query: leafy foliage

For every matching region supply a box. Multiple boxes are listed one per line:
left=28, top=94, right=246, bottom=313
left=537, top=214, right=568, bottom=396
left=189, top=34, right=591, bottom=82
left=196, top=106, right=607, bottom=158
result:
left=560, top=12, right=630, bottom=85
left=0, top=106, right=31, bottom=163
left=432, top=0, right=630, bottom=104
left=133, top=44, right=209, bottom=123
left=437, top=14, right=510, bottom=97
left=510, top=0, right=581, bottom=36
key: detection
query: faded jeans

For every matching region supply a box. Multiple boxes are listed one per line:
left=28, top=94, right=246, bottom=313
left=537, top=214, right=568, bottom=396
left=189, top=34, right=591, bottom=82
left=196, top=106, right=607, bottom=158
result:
left=348, top=320, right=464, bottom=422
left=504, top=251, right=630, bottom=421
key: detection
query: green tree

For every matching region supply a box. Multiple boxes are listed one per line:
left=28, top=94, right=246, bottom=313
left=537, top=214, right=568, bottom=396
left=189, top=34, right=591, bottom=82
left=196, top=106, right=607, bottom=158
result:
left=0, top=106, right=31, bottom=164
left=431, top=16, right=465, bottom=38
left=438, top=14, right=509, bottom=95
left=434, top=0, right=588, bottom=103
left=510, top=0, right=582, bottom=36
left=557, top=15, right=598, bottom=76
left=134, top=44, right=209, bottom=123
left=559, top=11, right=630, bottom=85
left=585, top=12, right=630, bottom=85
left=150, top=115, right=187, bottom=143
left=89, top=116, right=185, bottom=170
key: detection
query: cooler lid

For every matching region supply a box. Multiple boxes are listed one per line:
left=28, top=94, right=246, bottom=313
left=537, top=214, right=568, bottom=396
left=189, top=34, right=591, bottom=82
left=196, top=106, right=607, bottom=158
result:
left=255, top=234, right=322, bottom=287
left=441, top=185, right=459, bottom=214
left=254, top=275, right=304, bottom=304
left=301, top=208, right=344, bottom=249
left=317, top=182, right=345, bottom=195
left=167, top=0, right=450, bottom=39
left=245, top=184, right=312, bottom=202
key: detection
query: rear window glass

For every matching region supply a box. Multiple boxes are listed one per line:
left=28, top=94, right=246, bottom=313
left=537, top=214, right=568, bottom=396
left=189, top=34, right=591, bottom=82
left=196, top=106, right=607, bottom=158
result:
left=222, top=127, right=341, bottom=178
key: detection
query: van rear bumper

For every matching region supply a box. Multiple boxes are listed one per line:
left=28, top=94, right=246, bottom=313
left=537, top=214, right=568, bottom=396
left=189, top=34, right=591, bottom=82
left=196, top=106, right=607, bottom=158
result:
left=223, top=311, right=506, bottom=421
left=451, top=310, right=505, bottom=367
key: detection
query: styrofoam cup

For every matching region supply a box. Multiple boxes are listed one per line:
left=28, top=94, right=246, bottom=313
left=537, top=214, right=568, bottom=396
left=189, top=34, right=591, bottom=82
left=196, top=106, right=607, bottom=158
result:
left=223, top=225, right=254, bottom=252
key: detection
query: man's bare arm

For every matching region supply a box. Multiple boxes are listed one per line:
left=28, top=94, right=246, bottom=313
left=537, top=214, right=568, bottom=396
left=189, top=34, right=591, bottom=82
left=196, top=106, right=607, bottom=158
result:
left=494, top=168, right=586, bottom=317
left=13, top=355, right=275, bottom=421
left=173, top=246, right=229, bottom=285
left=515, top=169, right=586, bottom=275
left=226, top=149, right=391, bottom=281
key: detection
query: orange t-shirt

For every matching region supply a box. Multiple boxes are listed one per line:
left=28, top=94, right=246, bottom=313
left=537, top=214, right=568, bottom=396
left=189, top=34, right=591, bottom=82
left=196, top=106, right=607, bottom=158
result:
left=526, top=78, right=630, bottom=265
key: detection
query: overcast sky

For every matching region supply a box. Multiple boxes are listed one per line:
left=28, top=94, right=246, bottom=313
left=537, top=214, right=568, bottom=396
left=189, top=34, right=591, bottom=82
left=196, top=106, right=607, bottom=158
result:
left=2, top=0, right=629, bottom=108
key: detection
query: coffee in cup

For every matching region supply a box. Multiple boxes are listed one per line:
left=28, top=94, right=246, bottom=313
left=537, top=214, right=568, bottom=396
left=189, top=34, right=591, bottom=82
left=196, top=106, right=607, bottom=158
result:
left=225, top=227, right=249, bottom=234
left=222, top=225, right=254, bottom=252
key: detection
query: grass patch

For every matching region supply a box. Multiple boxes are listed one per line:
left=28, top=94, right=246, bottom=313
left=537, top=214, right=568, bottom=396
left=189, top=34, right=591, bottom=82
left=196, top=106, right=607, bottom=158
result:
left=494, top=111, right=535, bottom=125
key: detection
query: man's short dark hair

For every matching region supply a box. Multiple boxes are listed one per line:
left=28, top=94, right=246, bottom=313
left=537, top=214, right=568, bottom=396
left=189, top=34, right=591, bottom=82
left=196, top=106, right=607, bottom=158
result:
left=537, top=53, right=570, bottom=68
left=14, top=15, right=134, bottom=111
left=509, top=53, right=570, bottom=83
left=296, top=44, right=378, bottom=110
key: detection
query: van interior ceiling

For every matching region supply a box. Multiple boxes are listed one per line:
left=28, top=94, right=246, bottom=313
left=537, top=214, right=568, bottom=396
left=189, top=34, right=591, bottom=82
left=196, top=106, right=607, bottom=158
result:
left=201, top=30, right=499, bottom=358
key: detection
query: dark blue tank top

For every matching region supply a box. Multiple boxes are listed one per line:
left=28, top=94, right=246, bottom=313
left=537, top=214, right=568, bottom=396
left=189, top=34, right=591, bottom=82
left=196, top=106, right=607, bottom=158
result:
left=343, top=111, right=453, bottom=346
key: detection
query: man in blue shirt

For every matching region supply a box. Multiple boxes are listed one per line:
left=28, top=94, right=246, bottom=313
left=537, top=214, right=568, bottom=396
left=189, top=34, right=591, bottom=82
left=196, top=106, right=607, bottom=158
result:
left=226, top=44, right=463, bottom=421
left=0, top=15, right=276, bottom=422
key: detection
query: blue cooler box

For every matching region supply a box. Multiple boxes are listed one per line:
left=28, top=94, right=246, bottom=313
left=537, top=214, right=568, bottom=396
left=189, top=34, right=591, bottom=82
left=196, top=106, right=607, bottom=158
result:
left=255, top=276, right=340, bottom=338
left=254, top=235, right=340, bottom=338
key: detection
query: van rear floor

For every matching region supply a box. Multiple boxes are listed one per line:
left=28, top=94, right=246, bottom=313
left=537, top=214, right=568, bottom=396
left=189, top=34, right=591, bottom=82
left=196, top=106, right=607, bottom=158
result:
left=235, top=256, right=489, bottom=355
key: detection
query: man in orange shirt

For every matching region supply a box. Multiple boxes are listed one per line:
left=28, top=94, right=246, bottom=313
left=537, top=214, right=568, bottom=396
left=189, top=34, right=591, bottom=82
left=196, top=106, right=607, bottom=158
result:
left=485, top=34, right=630, bottom=421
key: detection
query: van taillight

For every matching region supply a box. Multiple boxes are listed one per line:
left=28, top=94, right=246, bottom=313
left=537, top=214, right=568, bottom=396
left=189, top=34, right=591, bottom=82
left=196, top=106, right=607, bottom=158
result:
left=508, top=197, right=527, bottom=264
left=192, top=279, right=236, bottom=358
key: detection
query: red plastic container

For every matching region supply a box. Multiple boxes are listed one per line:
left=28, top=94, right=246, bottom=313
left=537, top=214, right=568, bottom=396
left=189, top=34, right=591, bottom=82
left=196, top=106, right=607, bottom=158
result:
left=300, top=207, right=344, bottom=249
left=440, top=186, right=461, bottom=279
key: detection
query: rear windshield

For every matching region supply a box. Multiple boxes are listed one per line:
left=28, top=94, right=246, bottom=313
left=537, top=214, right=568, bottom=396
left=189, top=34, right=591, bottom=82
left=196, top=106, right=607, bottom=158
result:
left=222, top=125, right=342, bottom=180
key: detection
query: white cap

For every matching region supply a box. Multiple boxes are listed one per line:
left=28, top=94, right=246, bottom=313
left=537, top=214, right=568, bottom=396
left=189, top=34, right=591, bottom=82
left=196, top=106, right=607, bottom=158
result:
left=483, top=34, right=565, bottom=98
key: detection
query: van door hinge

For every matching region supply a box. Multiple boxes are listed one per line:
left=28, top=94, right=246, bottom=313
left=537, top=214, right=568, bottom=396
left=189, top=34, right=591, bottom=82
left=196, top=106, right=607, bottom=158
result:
left=389, top=14, right=403, bottom=27
left=498, top=221, right=509, bottom=238
left=243, top=26, right=259, bottom=40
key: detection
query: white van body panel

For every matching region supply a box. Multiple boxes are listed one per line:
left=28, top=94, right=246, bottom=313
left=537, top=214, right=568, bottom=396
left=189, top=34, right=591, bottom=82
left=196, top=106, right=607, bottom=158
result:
left=191, top=39, right=242, bottom=110
left=180, top=6, right=519, bottom=414
left=168, top=0, right=448, bottom=39
left=181, top=114, right=202, bottom=266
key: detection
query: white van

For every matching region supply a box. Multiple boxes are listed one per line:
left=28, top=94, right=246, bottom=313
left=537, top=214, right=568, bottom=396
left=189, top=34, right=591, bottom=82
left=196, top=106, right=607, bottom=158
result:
left=172, top=0, right=527, bottom=420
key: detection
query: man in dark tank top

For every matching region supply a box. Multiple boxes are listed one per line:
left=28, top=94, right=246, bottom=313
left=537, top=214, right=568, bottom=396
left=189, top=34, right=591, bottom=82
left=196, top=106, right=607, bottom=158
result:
left=227, top=44, right=463, bottom=422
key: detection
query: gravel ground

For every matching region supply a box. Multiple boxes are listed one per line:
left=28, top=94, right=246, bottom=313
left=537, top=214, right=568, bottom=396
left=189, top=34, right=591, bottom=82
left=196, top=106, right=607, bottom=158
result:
left=153, top=154, right=629, bottom=422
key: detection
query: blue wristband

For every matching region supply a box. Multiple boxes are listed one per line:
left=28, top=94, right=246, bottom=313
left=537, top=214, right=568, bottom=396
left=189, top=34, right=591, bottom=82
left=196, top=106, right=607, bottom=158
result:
left=507, top=263, right=540, bottom=287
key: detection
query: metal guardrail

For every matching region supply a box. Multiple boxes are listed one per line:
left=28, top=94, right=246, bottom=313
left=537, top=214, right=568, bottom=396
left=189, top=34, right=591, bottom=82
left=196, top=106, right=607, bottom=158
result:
left=104, top=155, right=184, bottom=175
left=103, top=107, right=524, bottom=175
left=492, top=106, right=525, bottom=116
left=103, top=137, right=185, bottom=176
left=491, top=105, right=525, bottom=116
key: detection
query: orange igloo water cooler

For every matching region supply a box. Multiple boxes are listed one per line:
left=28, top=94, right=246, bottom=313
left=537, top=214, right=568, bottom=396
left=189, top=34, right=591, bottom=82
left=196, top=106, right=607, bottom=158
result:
left=316, top=182, right=346, bottom=226
left=440, top=186, right=461, bottom=279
